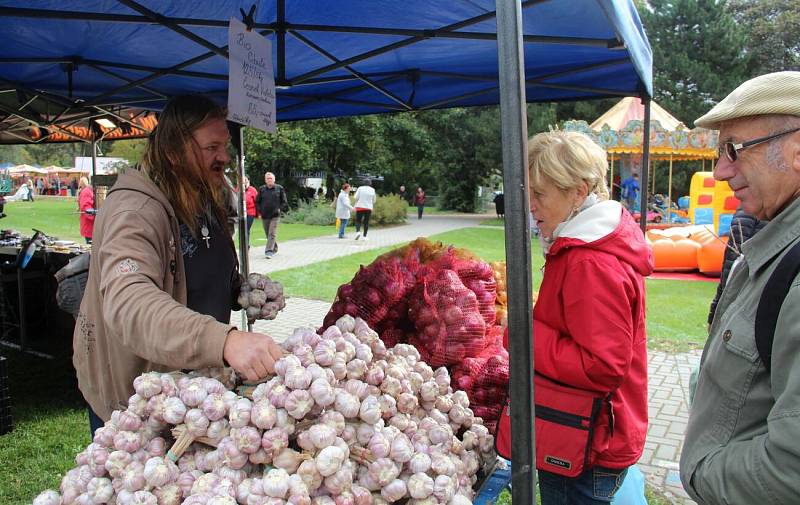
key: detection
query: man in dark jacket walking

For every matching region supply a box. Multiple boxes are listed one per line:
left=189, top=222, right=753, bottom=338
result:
left=256, top=172, right=288, bottom=258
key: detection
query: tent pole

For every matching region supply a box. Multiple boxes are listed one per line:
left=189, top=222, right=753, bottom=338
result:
left=640, top=97, right=652, bottom=234
left=236, top=125, right=251, bottom=331
left=496, top=1, right=536, bottom=503
left=91, top=137, right=98, bottom=209
left=668, top=154, right=673, bottom=223
left=609, top=153, right=615, bottom=199
left=652, top=161, right=656, bottom=195
left=667, top=153, right=672, bottom=223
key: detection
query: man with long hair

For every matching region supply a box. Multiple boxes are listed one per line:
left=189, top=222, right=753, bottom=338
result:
left=73, top=95, right=283, bottom=435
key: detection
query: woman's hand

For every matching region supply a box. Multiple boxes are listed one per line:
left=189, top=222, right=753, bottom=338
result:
left=223, top=329, right=285, bottom=381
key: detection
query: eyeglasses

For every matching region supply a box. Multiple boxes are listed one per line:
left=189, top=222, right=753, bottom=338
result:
left=718, top=127, right=800, bottom=162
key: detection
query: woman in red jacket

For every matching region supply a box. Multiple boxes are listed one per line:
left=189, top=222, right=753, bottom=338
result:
left=243, top=176, right=258, bottom=247
left=78, top=176, right=96, bottom=244
left=527, top=131, right=652, bottom=504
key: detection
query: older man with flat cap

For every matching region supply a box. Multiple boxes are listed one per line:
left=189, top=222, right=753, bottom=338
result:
left=680, top=71, right=800, bottom=504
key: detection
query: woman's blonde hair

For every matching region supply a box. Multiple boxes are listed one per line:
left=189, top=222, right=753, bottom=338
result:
left=527, top=131, right=609, bottom=200
left=141, top=95, right=227, bottom=228
left=79, top=176, right=90, bottom=188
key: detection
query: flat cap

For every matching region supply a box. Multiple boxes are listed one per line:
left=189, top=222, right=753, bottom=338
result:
left=695, top=71, right=800, bottom=129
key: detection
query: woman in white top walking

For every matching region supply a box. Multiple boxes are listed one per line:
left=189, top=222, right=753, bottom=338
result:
left=335, top=183, right=354, bottom=238
left=353, top=180, right=376, bottom=240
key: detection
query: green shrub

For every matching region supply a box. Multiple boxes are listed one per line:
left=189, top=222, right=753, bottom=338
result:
left=372, top=194, right=408, bottom=225
left=283, top=200, right=336, bottom=225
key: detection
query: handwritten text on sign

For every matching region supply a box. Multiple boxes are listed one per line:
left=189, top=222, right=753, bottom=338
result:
left=227, top=18, right=276, bottom=132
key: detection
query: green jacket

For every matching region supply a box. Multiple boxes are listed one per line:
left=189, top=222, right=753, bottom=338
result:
left=680, top=196, right=800, bottom=504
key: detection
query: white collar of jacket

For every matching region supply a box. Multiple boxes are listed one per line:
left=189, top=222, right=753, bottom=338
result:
left=540, top=195, right=622, bottom=255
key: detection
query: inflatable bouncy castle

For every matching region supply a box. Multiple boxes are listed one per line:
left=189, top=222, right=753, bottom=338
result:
left=688, top=172, right=739, bottom=236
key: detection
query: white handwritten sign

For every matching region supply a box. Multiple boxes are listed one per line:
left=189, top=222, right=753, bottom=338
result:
left=227, top=18, right=276, bottom=132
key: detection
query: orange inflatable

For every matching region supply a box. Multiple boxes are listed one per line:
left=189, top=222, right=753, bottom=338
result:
left=650, top=237, right=700, bottom=271
left=648, top=225, right=727, bottom=276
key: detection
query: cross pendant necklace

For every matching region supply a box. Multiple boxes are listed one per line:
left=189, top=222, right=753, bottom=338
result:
left=200, top=220, right=211, bottom=249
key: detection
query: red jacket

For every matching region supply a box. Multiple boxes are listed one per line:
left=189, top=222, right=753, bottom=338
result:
left=525, top=201, right=652, bottom=469
left=245, top=186, right=258, bottom=217
left=79, top=186, right=95, bottom=239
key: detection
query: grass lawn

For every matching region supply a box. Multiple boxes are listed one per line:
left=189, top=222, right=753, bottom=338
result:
left=1, top=198, right=345, bottom=244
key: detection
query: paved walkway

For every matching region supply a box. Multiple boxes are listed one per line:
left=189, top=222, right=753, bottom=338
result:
left=231, top=214, right=702, bottom=504
left=246, top=214, right=488, bottom=275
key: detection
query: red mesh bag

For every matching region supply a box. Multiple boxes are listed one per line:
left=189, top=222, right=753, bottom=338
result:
left=408, top=269, right=487, bottom=367
left=322, top=256, right=416, bottom=329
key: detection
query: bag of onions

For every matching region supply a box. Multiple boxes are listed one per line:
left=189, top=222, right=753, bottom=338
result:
left=33, top=315, right=497, bottom=505
left=238, top=273, right=286, bottom=324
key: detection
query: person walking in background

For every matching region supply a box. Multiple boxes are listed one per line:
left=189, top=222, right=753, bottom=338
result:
left=680, top=71, right=800, bottom=505
left=353, top=179, right=376, bottom=241
left=70, top=177, right=79, bottom=197
left=398, top=184, right=408, bottom=204
left=243, top=176, right=258, bottom=247
left=78, top=176, right=96, bottom=244
left=335, top=183, right=354, bottom=239
left=493, top=191, right=505, bottom=218
left=620, top=172, right=640, bottom=212
left=414, top=186, right=426, bottom=219
left=255, top=171, right=288, bottom=258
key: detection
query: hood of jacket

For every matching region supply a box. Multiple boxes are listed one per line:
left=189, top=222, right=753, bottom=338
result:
left=107, top=168, right=177, bottom=220
left=547, top=199, right=653, bottom=277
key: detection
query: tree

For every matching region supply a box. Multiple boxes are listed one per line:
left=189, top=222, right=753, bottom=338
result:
left=728, top=0, right=800, bottom=74
left=105, top=139, right=147, bottom=165
left=640, top=0, right=750, bottom=125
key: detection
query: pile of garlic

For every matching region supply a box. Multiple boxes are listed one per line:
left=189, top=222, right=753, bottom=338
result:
left=238, top=273, right=286, bottom=324
left=33, top=315, right=496, bottom=505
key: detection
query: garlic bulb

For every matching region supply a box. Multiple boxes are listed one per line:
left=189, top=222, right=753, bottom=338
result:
left=297, top=460, right=323, bottom=492
left=162, top=397, right=187, bottom=425
left=324, top=466, right=354, bottom=495
left=232, top=426, right=262, bottom=454
left=249, top=400, right=277, bottom=429
left=309, top=424, right=337, bottom=450
left=313, top=340, right=337, bottom=367
left=285, top=367, right=313, bottom=390
left=407, top=473, right=434, bottom=499
left=367, top=458, right=400, bottom=487
left=273, top=448, right=306, bottom=473
left=228, top=398, right=252, bottom=428
left=153, top=483, right=181, bottom=505
left=389, top=433, right=414, bottom=463
left=185, top=408, right=210, bottom=437
left=261, top=427, right=289, bottom=459
left=316, top=446, right=346, bottom=477
left=263, top=468, right=290, bottom=499
left=87, top=477, right=114, bottom=503
left=409, top=453, right=432, bottom=474
left=180, top=380, right=208, bottom=407
left=207, top=419, right=230, bottom=440
left=202, top=393, right=228, bottom=421
left=380, top=479, right=407, bottom=502
left=285, top=389, right=314, bottom=419
left=309, top=378, right=336, bottom=407
left=143, top=457, right=178, bottom=488
left=133, top=373, right=162, bottom=399
left=334, top=391, right=360, bottom=419
left=32, top=490, right=61, bottom=505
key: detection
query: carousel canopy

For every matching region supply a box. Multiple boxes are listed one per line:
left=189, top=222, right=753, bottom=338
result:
left=565, top=97, right=718, bottom=160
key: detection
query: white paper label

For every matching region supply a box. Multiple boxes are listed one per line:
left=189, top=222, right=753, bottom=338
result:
left=227, top=18, right=276, bottom=132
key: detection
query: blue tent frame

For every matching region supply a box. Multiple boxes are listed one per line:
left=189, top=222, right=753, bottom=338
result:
left=0, top=2, right=653, bottom=502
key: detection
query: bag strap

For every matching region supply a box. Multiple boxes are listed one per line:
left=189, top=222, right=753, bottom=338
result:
left=755, top=240, right=800, bottom=372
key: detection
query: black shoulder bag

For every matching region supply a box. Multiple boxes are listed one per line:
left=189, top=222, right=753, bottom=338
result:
left=755, top=240, right=800, bottom=372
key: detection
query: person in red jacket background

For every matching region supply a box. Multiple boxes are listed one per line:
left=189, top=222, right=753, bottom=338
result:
left=525, top=131, right=653, bottom=504
left=243, top=175, right=258, bottom=247
left=78, top=176, right=96, bottom=244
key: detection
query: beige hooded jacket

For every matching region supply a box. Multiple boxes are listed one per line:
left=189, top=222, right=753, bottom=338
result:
left=73, top=169, right=233, bottom=420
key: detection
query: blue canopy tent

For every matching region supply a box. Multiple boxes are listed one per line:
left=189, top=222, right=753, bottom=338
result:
left=0, top=2, right=652, bottom=502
